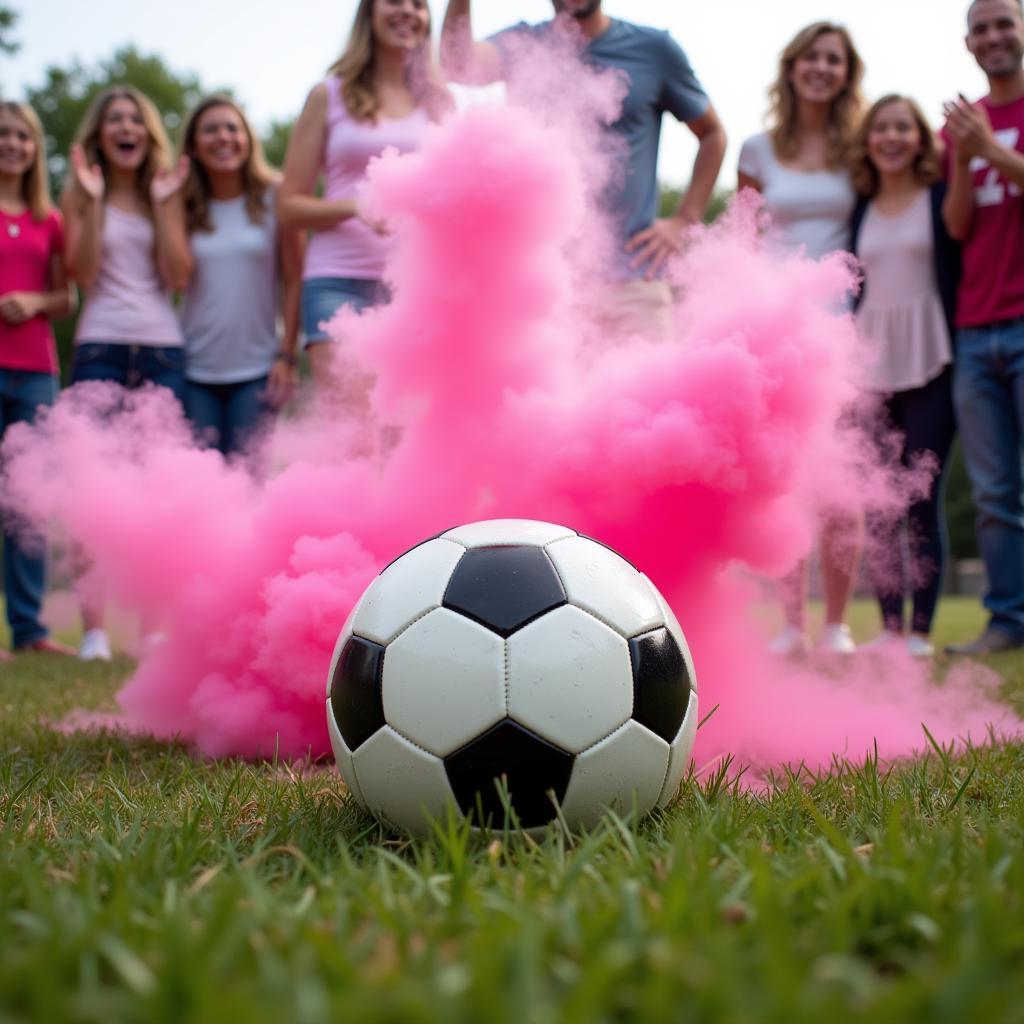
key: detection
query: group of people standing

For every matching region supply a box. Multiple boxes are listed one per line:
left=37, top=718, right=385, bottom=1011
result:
left=1, top=0, right=1023, bottom=665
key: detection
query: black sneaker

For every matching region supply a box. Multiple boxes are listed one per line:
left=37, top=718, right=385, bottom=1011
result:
left=944, top=627, right=1024, bottom=656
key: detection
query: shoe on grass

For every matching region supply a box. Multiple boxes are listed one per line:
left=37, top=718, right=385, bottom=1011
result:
left=78, top=628, right=112, bottom=662
left=944, top=627, right=1023, bottom=656
left=768, top=625, right=810, bottom=657
left=820, top=623, right=856, bottom=655
left=905, top=635, right=935, bottom=658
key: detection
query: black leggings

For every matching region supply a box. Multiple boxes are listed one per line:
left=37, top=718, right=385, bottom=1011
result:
left=866, top=368, right=956, bottom=635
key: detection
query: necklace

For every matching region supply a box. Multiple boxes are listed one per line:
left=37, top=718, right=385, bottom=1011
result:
left=0, top=208, right=23, bottom=238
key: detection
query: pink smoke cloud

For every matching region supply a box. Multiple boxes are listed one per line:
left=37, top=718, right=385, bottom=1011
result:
left=1, top=89, right=1015, bottom=772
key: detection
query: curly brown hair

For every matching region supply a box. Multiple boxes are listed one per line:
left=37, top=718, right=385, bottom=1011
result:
left=850, top=94, right=941, bottom=197
left=767, top=22, right=865, bottom=169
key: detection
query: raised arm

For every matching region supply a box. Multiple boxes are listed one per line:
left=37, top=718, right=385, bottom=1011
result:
left=440, top=0, right=503, bottom=84
left=277, top=84, right=362, bottom=231
left=62, top=144, right=105, bottom=290
left=150, top=156, right=194, bottom=292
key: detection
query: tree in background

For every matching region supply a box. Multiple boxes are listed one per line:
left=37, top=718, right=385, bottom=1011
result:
left=0, top=5, right=19, bottom=56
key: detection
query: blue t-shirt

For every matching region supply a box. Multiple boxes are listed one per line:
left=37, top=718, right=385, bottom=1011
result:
left=492, top=18, right=709, bottom=274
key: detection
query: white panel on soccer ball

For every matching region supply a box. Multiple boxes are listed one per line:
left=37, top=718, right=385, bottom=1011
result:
left=382, top=608, right=506, bottom=757
left=645, top=575, right=697, bottom=693
left=351, top=538, right=466, bottom=645
left=351, top=726, right=456, bottom=835
left=546, top=536, right=662, bottom=638
left=441, top=518, right=576, bottom=549
left=326, top=699, right=367, bottom=807
left=657, top=692, right=699, bottom=808
left=560, top=720, right=670, bottom=829
left=326, top=588, right=370, bottom=697
left=507, top=605, right=632, bottom=753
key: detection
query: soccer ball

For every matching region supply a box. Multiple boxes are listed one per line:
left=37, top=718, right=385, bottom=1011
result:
left=326, top=519, right=697, bottom=834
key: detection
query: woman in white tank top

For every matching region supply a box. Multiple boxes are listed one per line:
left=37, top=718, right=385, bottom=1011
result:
left=279, top=0, right=450, bottom=394
left=61, top=85, right=192, bottom=662
left=737, top=22, right=866, bottom=658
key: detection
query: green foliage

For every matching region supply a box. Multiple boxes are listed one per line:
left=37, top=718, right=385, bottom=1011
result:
left=0, top=5, right=18, bottom=56
left=658, top=184, right=732, bottom=225
left=1, top=598, right=1023, bottom=1022
left=262, top=118, right=293, bottom=171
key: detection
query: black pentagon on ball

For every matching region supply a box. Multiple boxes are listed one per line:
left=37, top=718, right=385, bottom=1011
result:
left=629, top=627, right=692, bottom=743
left=330, top=636, right=386, bottom=751
left=442, top=545, right=567, bottom=637
left=444, top=719, right=575, bottom=829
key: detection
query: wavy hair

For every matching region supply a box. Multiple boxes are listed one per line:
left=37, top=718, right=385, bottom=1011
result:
left=180, top=96, right=277, bottom=233
left=767, top=22, right=865, bottom=168
left=327, top=0, right=451, bottom=123
left=850, top=94, right=941, bottom=197
left=0, top=102, right=51, bottom=221
left=66, top=86, right=172, bottom=212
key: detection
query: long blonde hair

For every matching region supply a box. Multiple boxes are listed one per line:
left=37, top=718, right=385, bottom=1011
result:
left=0, top=102, right=52, bottom=221
left=327, top=0, right=451, bottom=123
left=767, top=22, right=865, bottom=168
left=180, top=95, right=277, bottom=233
left=67, top=86, right=172, bottom=211
left=850, top=94, right=941, bottom=198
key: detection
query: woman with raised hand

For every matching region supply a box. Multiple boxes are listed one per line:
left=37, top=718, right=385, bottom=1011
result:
left=279, top=0, right=449, bottom=391
left=738, top=22, right=866, bottom=657
left=62, top=85, right=191, bottom=661
left=179, top=96, right=302, bottom=456
left=0, top=102, right=76, bottom=658
left=850, top=95, right=959, bottom=659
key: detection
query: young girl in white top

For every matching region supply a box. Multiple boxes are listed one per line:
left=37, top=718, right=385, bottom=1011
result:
left=850, top=95, right=959, bottom=658
left=62, top=85, right=192, bottom=661
left=179, top=96, right=302, bottom=456
left=738, top=22, right=866, bottom=657
left=279, top=0, right=449, bottom=391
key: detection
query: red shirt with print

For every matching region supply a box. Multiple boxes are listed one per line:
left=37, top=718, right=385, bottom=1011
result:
left=0, top=207, right=63, bottom=374
left=954, top=94, right=1024, bottom=329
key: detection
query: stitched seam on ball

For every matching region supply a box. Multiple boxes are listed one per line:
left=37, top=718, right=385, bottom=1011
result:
left=346, top=753, right=367, bottom=808
left=388, top=604, right=441, bottom=644
left=503, top=638, right=510, bottom=714
left=386, top=722, right=446, bottom=760
left=574, top=719, right=630, bottom=758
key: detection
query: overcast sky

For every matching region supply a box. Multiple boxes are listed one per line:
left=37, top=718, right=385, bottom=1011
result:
left=0, top=0, right=990, bottom=188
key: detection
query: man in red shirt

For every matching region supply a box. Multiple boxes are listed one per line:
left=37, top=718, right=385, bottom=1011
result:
left=943, top=0, right=1024, bottom=653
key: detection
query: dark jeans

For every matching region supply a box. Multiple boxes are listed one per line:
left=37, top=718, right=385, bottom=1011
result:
left=954, top=318, right=1024, bottom=639
left=0, top=369, right=58, bottom=647
left=71, top=342, right=186, bottom=405
left=185, top=376, right=271, bottom=456
left=866, top=368, right=956, bottom=635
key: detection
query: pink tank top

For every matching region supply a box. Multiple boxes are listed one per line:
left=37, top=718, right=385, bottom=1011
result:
left=303, top=77, right=430, bottom=282
left=75, top=205, right=184, bottom=347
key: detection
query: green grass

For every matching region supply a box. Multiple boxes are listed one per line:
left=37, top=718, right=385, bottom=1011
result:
left=2, top=598, right=1024, bottom=1023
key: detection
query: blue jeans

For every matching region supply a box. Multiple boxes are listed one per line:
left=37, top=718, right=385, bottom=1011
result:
left=0, top=369, right=58, bottom=647
left=71, top=342, right=186, bottom=405
left=185, top=376, right=271, bottom=456
left=301, top=277, right=388, bottom=343
left=954, top=318, right=1024, bottom=638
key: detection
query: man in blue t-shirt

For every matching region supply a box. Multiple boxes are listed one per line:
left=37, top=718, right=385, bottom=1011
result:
left=441, top=0, right=727, bottom=341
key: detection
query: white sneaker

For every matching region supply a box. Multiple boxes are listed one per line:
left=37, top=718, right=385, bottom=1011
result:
left=79, top=628, right=112, bottom=662
left=820, top=623, right=856, bottom=655
left=905, top=635, right=935, bottom=658
left=858, top=630, right=902, bottom=653
left=769, top=625, right=810, bottom=657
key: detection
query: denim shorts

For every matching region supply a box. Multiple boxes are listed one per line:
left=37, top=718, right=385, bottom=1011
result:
left=301, top=277, right=389, bottom=345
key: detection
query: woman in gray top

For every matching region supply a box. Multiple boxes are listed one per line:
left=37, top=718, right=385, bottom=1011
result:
left=179, top=96, right=302, bottom=456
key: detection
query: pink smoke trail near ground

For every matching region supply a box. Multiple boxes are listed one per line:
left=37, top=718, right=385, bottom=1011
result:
left=1, top=99, right=1015, bottom=771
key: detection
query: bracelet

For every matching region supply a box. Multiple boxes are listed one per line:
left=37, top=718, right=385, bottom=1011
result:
left=275, top=352, right=298, bottom=367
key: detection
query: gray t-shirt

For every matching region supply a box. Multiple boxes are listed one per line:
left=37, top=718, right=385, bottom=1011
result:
left=180, top=190, right=279, bottom=384
left=492, top=18, right=709, bottom=277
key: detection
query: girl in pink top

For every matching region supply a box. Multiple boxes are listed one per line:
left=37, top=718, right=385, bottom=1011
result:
left=0, top=102, right=76, bottom=657
left=280, top=0, right=450, bottom=390
left=61, top=86, right=193, bottom=662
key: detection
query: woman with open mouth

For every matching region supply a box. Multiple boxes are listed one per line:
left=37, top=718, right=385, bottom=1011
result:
left=61, top=85, right=193, bottom=662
